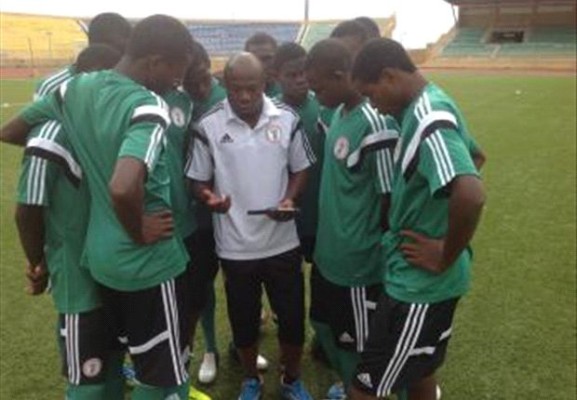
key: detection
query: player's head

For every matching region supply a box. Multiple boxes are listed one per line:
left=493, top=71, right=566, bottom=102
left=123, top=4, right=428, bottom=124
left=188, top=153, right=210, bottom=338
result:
left=183, top=41, right=212, bottom=101
left=305, top=39, right=353, bottom=108
left=75, top=44, right=122, bottom=73
left=352, top=38, right=418, bottom=116
left=244, top=32, right=278, bottom=85
left=224, top=52, right=265, bottom=121
left=354, top=16, right=381, bottom=39
left=88, top=12, right=132, bottom=53
left=273, top=42, right=308, bottom=104
left=124, top=15, right=193, bottom=95
left=330, top=19, right=369, bottom=59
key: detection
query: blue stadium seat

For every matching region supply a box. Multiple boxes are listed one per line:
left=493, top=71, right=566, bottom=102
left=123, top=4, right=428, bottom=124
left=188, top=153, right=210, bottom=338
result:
left=188, top=22, right=301, bottom=56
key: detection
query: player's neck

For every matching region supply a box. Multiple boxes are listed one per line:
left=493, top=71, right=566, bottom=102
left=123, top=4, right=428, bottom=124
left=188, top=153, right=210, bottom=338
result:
left=114, top=57, right=144, bottom=86
left=406, top=73, right=428, bottom=105
left=342, top=89, right=363, bottom=112
left=394, top=72, right=428, bottom=120
left=282, top=93, right=307, bottom=108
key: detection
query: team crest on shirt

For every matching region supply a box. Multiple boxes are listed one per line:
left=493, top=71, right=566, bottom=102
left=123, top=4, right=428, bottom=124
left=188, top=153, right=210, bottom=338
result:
left=170, top=106, right=186, bottom=128
left=266, top=124, right=282, bottom=143
left=333, top=136, right=350, bottom=160
left=82, top=357, right=103, bottom=378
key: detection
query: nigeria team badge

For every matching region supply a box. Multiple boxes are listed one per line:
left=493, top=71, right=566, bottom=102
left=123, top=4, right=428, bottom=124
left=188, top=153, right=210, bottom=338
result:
left=170, top=107, right=186, bottom=128
left=266, top=124, right=282, bottom=143
left=334, top=136, right=350, bottom=160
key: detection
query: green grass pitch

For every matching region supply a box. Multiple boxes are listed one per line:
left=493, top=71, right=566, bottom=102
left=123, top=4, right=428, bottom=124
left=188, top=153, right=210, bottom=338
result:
left=0, top=72, right=575, bottom=399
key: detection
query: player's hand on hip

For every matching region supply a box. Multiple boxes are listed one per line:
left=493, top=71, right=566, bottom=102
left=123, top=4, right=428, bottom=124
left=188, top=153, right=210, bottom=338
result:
left=141, top=210, right=174, bottom=244
left=25, top=261, right=49, bottom=295
left=202, top=189, right=231, bottom=213
left=399, top=230, right=447, bottom=274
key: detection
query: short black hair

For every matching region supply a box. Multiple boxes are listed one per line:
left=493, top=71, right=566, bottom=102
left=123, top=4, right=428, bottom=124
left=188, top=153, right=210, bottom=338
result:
left=191, top=40, right=211, bottom=67
left=352, top=38, right=417, bottom=83
left=126, top=15, right=193, bottom=62
left=88, top=13, right=132, bottom=48
left=244, top=32, right=278, bottom=51
left=273, top=42, right=306, bottom=70
left=354, top=16, right=381, bottom=39
left=75, top=44, right=122, bottom=72
left=330, top=20, right=368, bottom=43
left=305, top=38, right=352, bottom=74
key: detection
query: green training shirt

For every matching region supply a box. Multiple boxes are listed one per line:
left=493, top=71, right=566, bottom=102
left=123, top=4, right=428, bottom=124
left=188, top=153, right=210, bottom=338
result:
left=164, top=87, right=196, bottom=238
left=21, top=70, right=188, bottom=291
left=275, top=91, right=326, bottom=237
left=265, top=82, right=283, bottom=98
left=17, top=120, right=100, bottom=313
left=191, top=78, right=227, bottom=122
left=384, top=82, right=481, bottom=304
left=314, top=99, right=399, bottom=286
left=34, top=65, right=75, bottom=100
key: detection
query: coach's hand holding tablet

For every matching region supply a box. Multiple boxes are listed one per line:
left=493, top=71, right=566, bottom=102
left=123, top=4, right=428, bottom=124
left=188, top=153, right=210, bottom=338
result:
left=247, top=198, right=300, bottom=221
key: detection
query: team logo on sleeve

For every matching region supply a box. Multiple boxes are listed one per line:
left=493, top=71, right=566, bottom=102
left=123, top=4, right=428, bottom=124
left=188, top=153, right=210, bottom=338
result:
left=170, top=107, right=186, bottom=128
left=334, top=136, right=350, bottom=160
left=266, top=124, right=282, bottom=143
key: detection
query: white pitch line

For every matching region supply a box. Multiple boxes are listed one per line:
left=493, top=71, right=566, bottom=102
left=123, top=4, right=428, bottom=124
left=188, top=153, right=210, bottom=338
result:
left=1, top=102, right=28, bottom=108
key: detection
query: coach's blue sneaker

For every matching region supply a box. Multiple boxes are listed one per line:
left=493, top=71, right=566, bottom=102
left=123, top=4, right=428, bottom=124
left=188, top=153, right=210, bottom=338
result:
left=280, top=376, right=313, bottom=400
left=238, top=377, right=262, bottom=400
left=326, top=382, right=346, bottom=399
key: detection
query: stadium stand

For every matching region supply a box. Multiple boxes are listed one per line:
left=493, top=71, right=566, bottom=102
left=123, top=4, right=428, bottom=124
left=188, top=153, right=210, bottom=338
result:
left=425, top=0, right=576, bottom=71
left=300, top=21, right=337, bottom=50
left=188, top=22, right=301, bottom=56
left=1, top=12, right=396, bottom=74
left=441, top=27, right=497, bottom=57
left=497, top=26, right=576, bottom=57
left=300, top=16, right=396, bottom=50
left=0, top=13, right=86, bottom=67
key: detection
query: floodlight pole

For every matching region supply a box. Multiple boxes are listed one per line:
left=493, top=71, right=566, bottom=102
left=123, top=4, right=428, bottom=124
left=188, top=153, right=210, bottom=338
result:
left=304, top=0, right=310, bottom=24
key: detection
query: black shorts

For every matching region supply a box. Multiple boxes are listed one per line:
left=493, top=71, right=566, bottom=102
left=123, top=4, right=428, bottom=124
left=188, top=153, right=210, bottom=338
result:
left=184, top=230, right=219, bottom=314
left=58, top=308, right=119, bottom=385
left=353, top=294, right=459, bottom=397
left=309, top=266, right=381, bottom=352
left=100, top=271, right=192, bottom=387
left=221, top=248, right=305, bottom=348
left=299, top=234, right=316, bottom=264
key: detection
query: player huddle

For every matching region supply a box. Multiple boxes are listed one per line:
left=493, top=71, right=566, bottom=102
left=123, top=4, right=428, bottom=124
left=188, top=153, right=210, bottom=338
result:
left=1, top=11, right=486, bottom=400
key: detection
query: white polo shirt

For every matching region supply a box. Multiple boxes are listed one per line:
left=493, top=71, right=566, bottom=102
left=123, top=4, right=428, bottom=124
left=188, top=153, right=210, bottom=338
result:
left=186, top=96, right=315, bottom=260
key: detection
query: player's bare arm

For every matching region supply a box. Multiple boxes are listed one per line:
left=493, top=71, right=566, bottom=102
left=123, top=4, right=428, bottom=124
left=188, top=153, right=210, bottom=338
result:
left=15, top=204, right=49, bottom=294
left=109, top=157, right=174, bottom=244
left=381, top=194, right=391, bottom=232
left=473, top=148, right=487, bottom=171
left=0, top=116, right=33, bottom=146
left=283, top=168, right=309, bottom=204
left=400, top=175, right=485, bottom=273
